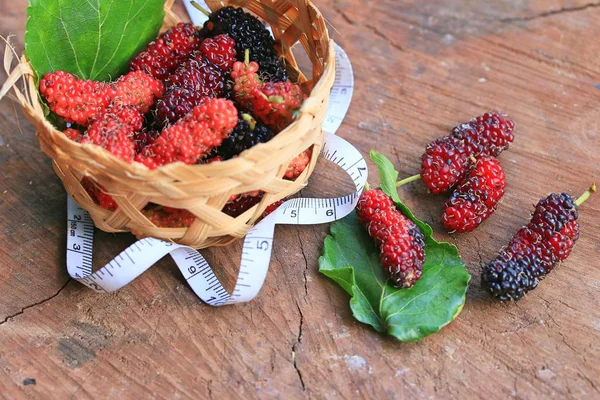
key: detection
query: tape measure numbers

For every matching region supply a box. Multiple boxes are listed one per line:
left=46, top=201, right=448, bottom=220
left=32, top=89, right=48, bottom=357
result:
left=67, top=133, right=366, bottom=306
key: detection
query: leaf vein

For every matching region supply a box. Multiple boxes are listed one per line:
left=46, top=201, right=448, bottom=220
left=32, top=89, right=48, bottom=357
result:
left=90, top=0, right=103, bottom=78
left=57, top=0, right=85, bottom=77
left=83, top=0, right=99, bottom=12
left=92, top=0, right=151, bottom=79
left=353, top=285, right=384, bottom=327
left=383, top=280, right=444, bottom=322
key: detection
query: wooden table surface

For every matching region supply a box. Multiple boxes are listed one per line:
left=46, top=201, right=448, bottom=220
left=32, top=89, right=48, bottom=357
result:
left=1, top=0, right=599, bottom=398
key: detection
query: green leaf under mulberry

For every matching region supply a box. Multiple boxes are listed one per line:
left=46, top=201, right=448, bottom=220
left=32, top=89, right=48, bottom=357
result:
left=318, top=151, right=471, bottom=342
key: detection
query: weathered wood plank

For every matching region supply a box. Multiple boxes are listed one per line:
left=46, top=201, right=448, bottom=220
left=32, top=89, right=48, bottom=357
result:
left=1, top=0, right=599, bottom=398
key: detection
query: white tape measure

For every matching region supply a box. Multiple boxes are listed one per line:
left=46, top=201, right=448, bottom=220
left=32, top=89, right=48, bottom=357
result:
left=67, top=133, right=366, bottom=305
left=65, top=4, right=362, bottom=306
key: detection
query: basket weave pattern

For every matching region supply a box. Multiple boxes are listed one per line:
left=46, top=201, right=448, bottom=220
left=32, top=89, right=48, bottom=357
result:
left=1, top=0, right=334, bottom=249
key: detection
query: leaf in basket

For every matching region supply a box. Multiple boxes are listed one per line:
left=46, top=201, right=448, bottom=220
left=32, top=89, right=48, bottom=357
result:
left=318, top=151, right=471, bottom=342
left=25, top=0, right=164, bottom=81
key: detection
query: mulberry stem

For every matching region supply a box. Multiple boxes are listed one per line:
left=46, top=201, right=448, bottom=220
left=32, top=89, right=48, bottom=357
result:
left=575, top=183, right=597, bottom=206
left=267, top=95, right=284, bottom=104
left=242, top=113, right=256, bottom=130
left=396, top=174, right=421, bottom=187
left=191, top=1, right=211, bottom=17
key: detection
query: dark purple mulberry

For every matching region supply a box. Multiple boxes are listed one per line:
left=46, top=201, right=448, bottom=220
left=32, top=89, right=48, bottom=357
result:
left=202, top=6, right=287, bottom=82
left=482, top=186, right=595, bottom=301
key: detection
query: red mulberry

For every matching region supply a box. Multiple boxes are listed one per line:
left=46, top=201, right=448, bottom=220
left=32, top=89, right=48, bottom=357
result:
left=420, top=112, right=515, bottom=194
left=143, top=205, right=197, bottom=228
left=155, top=87, right=206, bottom=126
left=165, top=56, right=224, bottom=95
left=130, top=23, right=201, bottom=80
left=420, top=137, right=467, bottom=194
left=39, top=71, right=113, bottom=126
left=63, top=128, right=83, bottom=142
left=113, top=71, right=164, bottom=113
left=356, top=189, right=425, bottom=288
left=442, top=156, right=506, bottom=233
left=285, top=148, right=312, bottom=180
left=231, top=57, right=261, bottom=108
left=81, top=105, right=142, bottom=163
left=200, top=34, right=237, bottom=73
left=155, top=57, right=225, bottom=127
left=82, top=177, right=118, bottom=211
left=249, top=81, right=306, bottom=131
left=136, top=98, right=238, bottom=169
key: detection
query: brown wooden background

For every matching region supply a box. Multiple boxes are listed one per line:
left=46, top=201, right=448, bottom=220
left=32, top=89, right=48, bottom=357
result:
left=1, top=0, right=599, bottom=398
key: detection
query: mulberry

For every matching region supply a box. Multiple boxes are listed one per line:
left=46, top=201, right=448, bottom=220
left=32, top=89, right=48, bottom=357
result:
left=130, top=23, right=201, bottom=80
left=63, top=128, right=83, bottom=142
left=82, top=178, right=118, bottom=211
left=136, top=98, right=238, bottom=169
left=209, top=113, right=275, bottom=160
left=285, top=148, right=312, bottom=180
left=39, top=71, right=113, bottom=126
left=442, top=156, right=506, bottom=233
left=200, top=34, right=237, bottom=72
left=155, top=87, right=206, bottom=126
left=143, top=205, right=197, bottom=228
left=222, top=192, right=264, bottom=217
left=482, top=185, right=595, bottom=301
left=202, top=6, right=287, bottom=81
left=113, top=71, right=164, bottom=113
left=419, top=112, right=515, bottom=194
left=250, top=81, right=306, bottom=131
left=356, top=189, right=426, bottom=288
left=81, top=105, right=142, bottom=163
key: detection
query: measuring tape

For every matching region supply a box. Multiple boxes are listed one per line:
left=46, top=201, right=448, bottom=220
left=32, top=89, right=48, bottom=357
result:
left=65, top=3, right=362, bottom=306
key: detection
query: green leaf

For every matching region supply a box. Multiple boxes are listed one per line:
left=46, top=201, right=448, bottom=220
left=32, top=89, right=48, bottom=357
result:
left=25, top=0, right=165, bottom=81
left=370, top=149, right=433, bottom=238
left=318, top=152, right=471, bottom=342
left=369, top=149, right=401, bottom=203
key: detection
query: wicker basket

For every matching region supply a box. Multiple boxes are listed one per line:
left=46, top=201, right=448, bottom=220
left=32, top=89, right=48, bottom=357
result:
left=0, top=0, right=334, bottom=249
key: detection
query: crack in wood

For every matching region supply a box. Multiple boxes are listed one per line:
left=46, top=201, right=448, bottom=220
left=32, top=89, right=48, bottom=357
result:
left=578, top=371, right=600, bottom=393
left=331, top=3, right=355, bottom=26
left=0, top=278, right=71, bottom=325
left=70, top=368, right=94, bottom=399
left=364, top=23, right=406, bottom=53
left=292, top=302, right=306, bottom=391
left=296, top=229, right=310, bottom=298
left=474, top=236, right=485, bottom=268
left=497, top=2, right=600, bottom=23
left=331, top=1, right=405, bottom=52
left=206, top=380, right=213, bottom=400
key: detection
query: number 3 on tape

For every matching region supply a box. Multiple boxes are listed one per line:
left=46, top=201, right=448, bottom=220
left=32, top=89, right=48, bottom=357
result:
left=66, top=43, right=363, bottom=306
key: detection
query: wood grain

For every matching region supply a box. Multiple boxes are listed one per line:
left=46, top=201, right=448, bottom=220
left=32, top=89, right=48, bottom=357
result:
left=1, top=0, right=599, bottom=398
